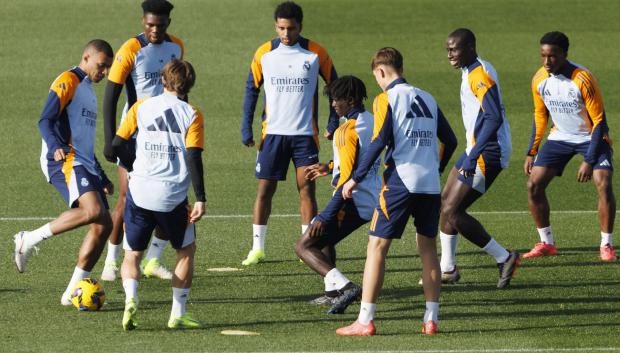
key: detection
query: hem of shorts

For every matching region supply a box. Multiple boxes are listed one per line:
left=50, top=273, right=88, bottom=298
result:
left=256, top=175, right=287, bottom=181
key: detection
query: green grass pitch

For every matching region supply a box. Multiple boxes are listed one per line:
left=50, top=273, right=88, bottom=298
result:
left=1, top=0, right=620, bottom=352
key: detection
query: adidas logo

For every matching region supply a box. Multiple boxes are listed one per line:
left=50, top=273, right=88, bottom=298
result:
left=600, top=159, right=611, bottom=167
left=146, top=108, right=181, bottom=133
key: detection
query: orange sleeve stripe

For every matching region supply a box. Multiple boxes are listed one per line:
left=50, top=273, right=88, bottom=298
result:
left=572, top=68, right=605, bottom=128
left=529, top=67, right=550, bottom=155
left=116, top=99, right=145, bottom=139
left=108, top=38, right=141, bottom=85
left=50, top=71, right=80, bottom=112
left=335, top=121, right=359, bottom=188
left=308, top=40, right=334, bottom=83
left=250, top=41, right=272, bottom=89
left=468, top=66, right=496, bottom=108
left=185, top=109, right=205, bottom=149
left=168, top=34, right=185, bottom=59
left=372, top=93, right=389, bottom=140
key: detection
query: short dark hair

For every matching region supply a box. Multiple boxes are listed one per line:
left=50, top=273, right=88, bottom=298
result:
left=85, top=39, right=114, bottom=58
left=324, top=75, right=367, bottom=108
left=162, top=59, right=196, bottom=96
left=449, top=28, right=476, bottom=49
left=540, top=31, right=569, bottom=53
left=371, top=47, right=403, bottom=72
left=274, top=1, right=303, bottom=23
left=142, top=0, right=174, bottom=16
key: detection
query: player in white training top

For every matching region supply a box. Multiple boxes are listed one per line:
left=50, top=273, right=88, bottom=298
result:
left=523, top=31, right=616, bottom=262
left=337, top=48, right=457, bottom=337
left=112, top=59, right=206, bottom=330
left=439, top=28, right=519, bottom=288
left=240, top=1, right=338, bottom=266
left=101, top=0, right=185, bottom=281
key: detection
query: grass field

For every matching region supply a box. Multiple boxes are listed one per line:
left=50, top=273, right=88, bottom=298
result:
left=2, top=0, right=620, bottom=352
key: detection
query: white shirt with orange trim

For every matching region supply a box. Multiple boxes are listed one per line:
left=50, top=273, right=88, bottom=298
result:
left=261, top=43, right=320, bottom=136
left=108, top=34, right=184, bottom=118
left=116, top=92, right=204, bottom=212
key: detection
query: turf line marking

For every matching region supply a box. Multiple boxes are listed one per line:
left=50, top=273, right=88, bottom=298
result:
left=0, top=210, right=605, bottom=222
left=245, top=349, right=620, bottom=353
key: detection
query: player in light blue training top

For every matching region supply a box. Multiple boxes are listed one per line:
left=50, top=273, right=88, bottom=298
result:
left=338, top=48, right=457, bottom=336
left=14, top=40, right=114, bottom=307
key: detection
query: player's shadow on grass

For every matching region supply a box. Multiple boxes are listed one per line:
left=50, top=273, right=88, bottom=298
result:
left=0, top=288, right=27, bottom=295
left=441, top=316, right=615, bottom=335
left=445, top=295, right=620, bottom=308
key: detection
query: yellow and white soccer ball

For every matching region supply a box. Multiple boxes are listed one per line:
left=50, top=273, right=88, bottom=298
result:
left=71, top=278, right=106, bottom=311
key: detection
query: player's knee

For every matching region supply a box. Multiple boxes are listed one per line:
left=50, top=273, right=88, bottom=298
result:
left=298, top=184, right=315, bottom=201
left=594, top=178, right=614, bottom=199
left=440, top=203, right=456, bottom=221
left=179, top=242, right=196, bottom=258
left=295, top=238, right=309, bottom=258
left=256, top=186, right=276, bottom=201
left=82, top=204, right=107, bottom=224
left=527, top=178, right=544, bottom=198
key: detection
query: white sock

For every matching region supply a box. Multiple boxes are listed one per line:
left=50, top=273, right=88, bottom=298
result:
left=105, top=242, right=121, bottom=264
left=601, top=232, right=613, bottom=247
left=24, top=223, right=53, bottom=248
left=63, top=267, right=90, bottom=299
left=324, top=268, right=350, bottom=291
left=423, top=301, right=439, bottom=323
left=537, top=226, right=554, bottom=245
left=301, top=224, right=309, bottom=235
left=171, top=287, right=190, bottom=318
left=145, top=237, right=168, bottom=260
left=123, top=278, right=139, bottom=304
left=483, top=238, right=510, bottom=263
left=439, top=232, right=458, bottom=272
left=252, top=224, right=267, bottom=251
left=358, top=302, right=376, bottom=325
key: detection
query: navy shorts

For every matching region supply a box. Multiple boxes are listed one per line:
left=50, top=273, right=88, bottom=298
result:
left=309, top=200, right=369, bottom=248
left=369, top=181, right=440, bottom=239
left=256, top=134, right=319, bottom=180
left=123, top=190, right=195, bottom=251
left=455, top=151, right=503, bottom=194
left=46, top=162, right=109, bottom=209
left=534, top=140, right=613, bottom=176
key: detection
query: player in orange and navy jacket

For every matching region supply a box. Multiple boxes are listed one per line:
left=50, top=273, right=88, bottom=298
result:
left=523, top=31, right=616, bottom=262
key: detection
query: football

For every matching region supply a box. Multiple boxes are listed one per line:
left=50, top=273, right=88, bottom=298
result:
left=70, top=278, right=106, bottom=311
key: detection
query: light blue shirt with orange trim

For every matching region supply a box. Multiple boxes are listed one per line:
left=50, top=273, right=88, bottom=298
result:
left=38, top=67, right=101, bottom=179
left=460, top=57, right=512, bottom=170
left=352, top=78, right=457, bottom=194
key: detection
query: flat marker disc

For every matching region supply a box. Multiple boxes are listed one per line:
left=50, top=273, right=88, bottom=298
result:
left=207, top=267, right=243, bottom=272
left=220, top=330, right=260, bottom=336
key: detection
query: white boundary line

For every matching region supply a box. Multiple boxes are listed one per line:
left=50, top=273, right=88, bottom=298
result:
left=241, top=349, right=620, bottom=353
left=0, top=210, right=606, bottom=222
